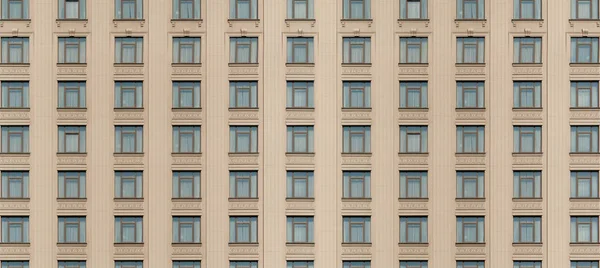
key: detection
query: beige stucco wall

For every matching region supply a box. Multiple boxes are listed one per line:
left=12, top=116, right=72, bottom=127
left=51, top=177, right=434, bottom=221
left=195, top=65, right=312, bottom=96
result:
left=0, top=0, right=597, bottom=267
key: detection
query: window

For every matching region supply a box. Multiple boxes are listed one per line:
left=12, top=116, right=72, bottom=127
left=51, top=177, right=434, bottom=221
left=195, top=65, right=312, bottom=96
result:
left=400, top=81, right=428, bottom=108
left=173, top=126, right=201, bottom=153
left=343, top=171, right=371, bottom=198
left=58, top=171, right=86, bottom=199
left=287, top=261, right=314, bottom=268
left=115, top=126, right=143, bottom=153
left=286, top=216, right=314, bottom=243
left=1, top=262, right=29, bottom=268
left=513, top=216, right=541, bottom=243
left=230, top=262, right=258, bottom=268
left=513, top=37, right=542, bottom=64
left=400, top=217, right=428, bottom=243
left=571, top=126, right=599, bottom=153
left=572, top=261, right=599, bottom=268
left=173, top=0, right=200, bottom=19
left=1, top=0, right=29, bottom=19
left=571, top=171, right=599, bottom=198
left=513, top=0, right=541, bottom=19
left=457, top=262, right=484, bottom=268
left=229, top=216, right=258, bottom=243
left=514, top=262, right=541, bottom=268
left=456, top=171, right=484, bottom=198
left=571, top=81, right=599, bottom=108
left=513, top=171, right=541, bottom=199
left=456, top=81, right=484, bottom=108
left=400, top=38, right=428, bottom=64
left=115, top=171, right=143, bottom=199
left=58, top=126, right=86, bottom=153
left=229, top=171, right=258, bottom=199
left=287, top=81, right=314, bottom=108
left=58, top=81, right=86, bottom=108
left=1, top=126, right=29, bottom=153
left=59, top=261, right=86, bottom=268
left=287, top=126, right=314, bottom=153
left=229, top=38, right=258, bottom=63
left=115, top=0, right=143, bottom=19
left=1, top=81, right=29, bottom=108
left=400, top=126, right=428, bottom=153
left=400, top=171, right=427, bottom=199
left=58, top=217, right=86, bottom=243
left=513, top=81, right=542, bottom=108
left=343, top=126, right=371, bottom=153
left=571, top=216, right=599, bottom=243
left=1, top=171, right=28, bottom=199
left=229, top=126, right=258, bottom=153
left=1, top=216, right=29, bottom=243
left=229, top=0, right=257, bottom=19
left=571, top=37, right=599, bottom=63
left=343, top=261, right=371, bottom=268
left=343, top=81, right=371, bottom=108
left=286, top=171, right=314, bottom=198
left=173, top=37, right=201, bottom=64
left=572, top=0, right=599, bottom=19
left=59, top=0, right=86, bottom=19
left=58, top=37, right=87, bottom=64
left=400, top=0, right=427, bottom=19
left=114, top=217, right=143, bottom=243
left=456, top=216, right=484, bottom=243
left=115, top=261, right=143, bottom=268
left=287, top=37, right=314, bottom=64
left=115, top=37, right=143, bottom=64
left=343, top=37, right=371, bottom=64
left=343, top=0, right=370, bottom=19
left=1, top=37, right=29, bottom=64
left=456, top=37, right=484, bottom=64
left=456, top=126, right=485, bottom=153
left=229, top=81, right=258, bottom=108
left=513, top=126, right=542, bottom=153
left=457, top=0, right=484, bottom=19
left=173, top=216, right=200, bottom=243
left=172, top=81, right=200, bottom=109
left=343, top=216, right=371, bottom=243
left=172, top=171, right=200, bottom=199
left=400, top=261, right=428, bottom=268
left=287, top=0, right=313, bottom=19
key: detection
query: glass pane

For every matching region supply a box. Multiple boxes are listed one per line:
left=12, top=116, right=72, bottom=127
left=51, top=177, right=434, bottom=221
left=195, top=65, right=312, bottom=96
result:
left=180, top=179, right=194, bottom=198
left=66, top=179, right=79, bottom=198
left=464, top=45, right=477, bottom=63
left=350, top=179, right=364, bottom=197
left=65, top=1, right=79, bottom=19
left=122, top=133, right=136, bottom=152
left=407, top=1, right=420, bottom=18
left=464, top=133, right=477, bottom=152
left=122, top=179, right=136, bottom=198
left=180, top=88, right=194, bottom=108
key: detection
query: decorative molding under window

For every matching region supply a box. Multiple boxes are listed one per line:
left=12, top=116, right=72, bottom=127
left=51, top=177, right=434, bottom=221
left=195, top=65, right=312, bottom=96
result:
left=0, top=200, right=30, bottom=211
left=455, top=154, right=487, bottom=166
left=285, top=154, right=315, bottom=166
left=341, top=66, right=371, bottom=76
left=286, top=66, right=315, bottom=75
left=0, top=66, right=29, bottom=76
left=341, top=199, right=371, bottom=211
left=57, top=154, right=87, bottom=166
left=228, top=200, right=259, bottom=211
left=512, top=244, right=543, bottom=256
left=0, top=154, right=30, bottom=166
left=512, top=66, right=543, bottom=75
left=398, top=65, right=428, bottom=76
left=398, top=243, right=429, bottom=256
left=229, top=66, right=259, bottom=76
left=114, top=155, right=145, bottom=166
left=0, top=244, right=31, bottom=256
left=57, top=65, right=87, bottom=76
left=455, top=244, right=486, bottom=255
left=512, top=154, right=543, bottom=166
left=172, top=200, right=202, bottom=211
left=286, top=244, right=315, bottom=257
left=340, top=244, right=371, bottom=256
left=570, top=244, right=600, bottom=256
left=114, top=65, right=145, bottom=76
left=456, top=65, right=486, bottom=76
left=0, top=110, right=29, bottom=121
left=398, top=200, right=428, bottom=211
left=172, top=244, right=202, bottom=256
left=57, top=200, right=87, bottom=211
left=114, top=200, right=145, bottom=212
left=57, top=244, right=87, bottom=255
left=512, top=200, right=543, bottom=210
left=229, top=109, right=259, bottom=121
left=341, top=154, right=372, bottom=166
left=172, top=154, right=202, bottom=166
left=456, top=199, right=486, bottom=210
left=286, top=200, right=315, bottom=211
left=228, top=153, right=260, bottom=166
left=172, top=66, right=203, bottom=76
left=114, top=244, right=144, bottom=255
left=397, top=110, right=428, bottom=121
left=570, top=200, right=600, bottom=210
left=57, top=110, right=87, bottom=121
left=570, top=66, right=600, bottom=75
left=570, top=155, right=600, bottom=167
left=228, top=243, right=259, bottom=256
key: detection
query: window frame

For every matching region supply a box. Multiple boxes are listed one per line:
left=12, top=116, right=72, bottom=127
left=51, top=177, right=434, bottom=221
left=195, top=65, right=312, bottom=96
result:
left=287, top=81, right=314, bottom=108
left=230, top=216, right=258, bottom=243
left=114, top=126, right=143, bottom=154
left=58, top=171, right=86, bottom=199
left=400, top=171, right=427, bottom=199
left=288, top=37, right=313, bottom=64
left=513, top=81, right=542, bottom=108
left=513, top=171, right=542, bottom=199
left=400, top=216, right=428, bottom=244
left=2, top=37, right=28, bottom=64
left=58, top=216, right=86, bottom=244
left=571, top=216, right=599, bottom=243
left=230, top=126, right=258, bottom=153
left=1, top=171, right=28, bottom=199
left=457, top=37, right=485, bottom=64
left=571, top=171, right=599, bottom=199
left=513, top=216, right=542, bottom=243
left=230, top=171, right=257, bottom=199
left=515, top=0, right=541, bottom=19
left=114, top=216, right=143, bottom=244
left=173, top=0, right=200, bottom=20
left=343, top=171, right=371, bottom=199
left=287, top=216, right=313, bottom=243
left=513, top=126, right=542, bottom=153
left=172, top=125, right=201, bottom=153
left=342, top=216, right=371, bottom=243
left=456, top=216, right=485, bottom=243
left=287, top=171, right=314, bottom=199
left=456, top=126, right=485, bottom=153
left=571, top=126, right=599, bottom=153
left=571, top=81, right=599, bottom=108
left=3, top=0, right=28, bottom=19
left=172, top=171, right=201, bottom=199
left=2, top=216, right=28, bottom=243
left=172, top=216, right=201, bottom=244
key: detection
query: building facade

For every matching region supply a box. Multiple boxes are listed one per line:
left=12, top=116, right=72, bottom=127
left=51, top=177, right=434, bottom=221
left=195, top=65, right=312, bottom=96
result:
left=0, top=0, right=598, bottom=267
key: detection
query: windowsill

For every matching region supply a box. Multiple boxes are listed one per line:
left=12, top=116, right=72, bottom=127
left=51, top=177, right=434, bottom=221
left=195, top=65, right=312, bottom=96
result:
left=512, top=63, right=543, bottom=67
left=455, top=153, right=486, bottom=156
left=0, top=198, right=29, bottom=201
left=569, top=19, right=600, bottom=22
left=398, top=242, right=429, bottom=246
left=228, top=198, right=259, bottom=202
left=286, top=242, right=315, bottom=246
left=286, top=198, right=315, bottom=202
left=285, top=152, right=315, bottom=156
left=228, top=107, right=259, bottom=111
left=0, top=153, right=30, bottom=156
left=341, top=152, right=372, bottom=156
left=456, top=107, right=486, bottom=111
left=114, top=243, right=144, bottom=246
left=397, top=19, right=429, bottom=22
left=512, top=107, right=543, bottom=111
left=172, top=63, right=202, bottom=66
left=570, top=242, right=600, bottom=245
left=341, top=198, right=372, bottom=202
left=57, top=198, right=86, bottom=201
left=229, top=242, right=259, bottom=246
left=228, top=152, right=259, bottom=157
left=57, top=108, right=87, bottom=111
left=341, top=19, right=373, bottom=22
left=172, top=198, right=202, bottom=201
left=227, top=19, right=260, bottom=22
left=0, top=19, right=31, bottom=22
left=570, top=63, right=600, bottom=67
left=570, top=198, right=600, bottom=201
left=512, top=242, right=543, bottom=246
left=570, top=152, right=600, bottom=156
left=570, top=107, right=600, bottom=110
left=512, top=152, right=543, bottom=156
left=454, top=18, right=486, bottom=21
left=398, top=198, right=429, bottom=201
left=113, top=153, right=144, bottom=156
left=512, top=198, right=543, bottom=202
left=398, top=63, right=428, bottom=67
left=341, top=242, right=372, bottom=246
left=57, top=63, right=87, bottom=66
left=56, top=19, right=88, bottom=22
left=398, top=152, right=429, bottom=156
left=114, top=107, right=144, bottom=111
left=286, top=63, right=315, bottom=67
left=113, top=19, right=145, bottom=22
left=114, top=198, right=144, bottom=201
left=57, top=152, right=87, bottom=156
left=455, top=63, right=485, bottom=67
left=286, top=107, right=315, bottom=111
left=341, top=63, right=372, bottom=67
left=172, top=242, right=202, bottom=246
left=114, top=63, right=144, bottom=66
left=228, top=63, right=259, bottom=67
left=341, top=107, right=372, bottom=111
left=0, top=243, right=30, bottom=246
left=398, top=108, right=428, bottom=111
left=57, top=243, right=87, bottom=246
left=171, top=19, right=203, bottom=22
left=0, top=63, right=29, bottom=66
left=456, top=242, right=486, bottom=246
left=171, top=152, right=202, bottom=156
left=456, top=198, right=486, bottom=201
left=0, top=108, right=30, bottom=111
left=172, top=108, right=202, bottom=111
left=285, top=18, right=316, bottom=22
left=511, top=19, right=544, bottom=22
